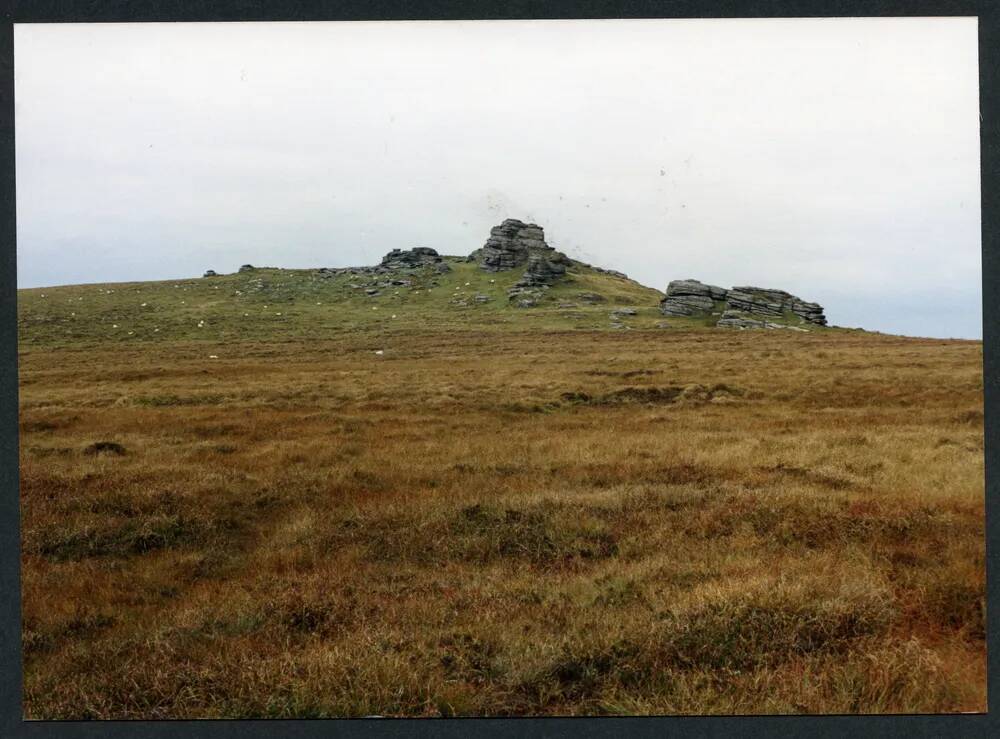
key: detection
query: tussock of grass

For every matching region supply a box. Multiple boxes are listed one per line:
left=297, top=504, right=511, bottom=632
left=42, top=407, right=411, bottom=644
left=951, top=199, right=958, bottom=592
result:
left=656, top=577, right=894, bottom=671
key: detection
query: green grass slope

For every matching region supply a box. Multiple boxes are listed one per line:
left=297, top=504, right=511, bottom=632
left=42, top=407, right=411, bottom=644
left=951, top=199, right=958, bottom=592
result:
left=17, top=258, right=669, bottom=348
left=17, top=256, right=837, bottom=349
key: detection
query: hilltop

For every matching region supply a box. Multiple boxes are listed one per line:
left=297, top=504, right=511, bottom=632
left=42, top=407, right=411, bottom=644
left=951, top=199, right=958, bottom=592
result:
left=17, top=219, right=837, bottom=348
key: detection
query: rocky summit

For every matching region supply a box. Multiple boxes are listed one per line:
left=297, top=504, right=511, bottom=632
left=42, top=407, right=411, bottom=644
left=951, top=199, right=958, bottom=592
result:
left=660, top=279, right=827, bottom=329
left=474, top=219, right=555, bottom=272
left=144, top=217, right=834, bottom=337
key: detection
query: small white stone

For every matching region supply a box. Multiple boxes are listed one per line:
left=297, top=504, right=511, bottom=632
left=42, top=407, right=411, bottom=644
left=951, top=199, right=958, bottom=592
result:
left=141, top=303, right=147, bottom=307
left=275, top=312, right=281, bottom=316
left=112, top=324, right=118, bottom=328
left=209, top=355, right=219, bottom=359
left=374, top=350, right=384, bottom=355
left=391, top=314, right=397, bottom=319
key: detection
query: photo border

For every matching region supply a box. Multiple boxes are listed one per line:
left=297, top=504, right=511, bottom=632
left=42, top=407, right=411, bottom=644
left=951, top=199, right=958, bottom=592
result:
left=1, top=2, right=995, bottom=737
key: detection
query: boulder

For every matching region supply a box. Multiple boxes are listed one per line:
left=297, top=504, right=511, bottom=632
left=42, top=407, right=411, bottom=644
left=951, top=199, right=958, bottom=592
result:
left=660, top=279, right=727, bottom=316
left=238, top=264, right=256, bottom=273
left=203, top=270, right=217, bottom=277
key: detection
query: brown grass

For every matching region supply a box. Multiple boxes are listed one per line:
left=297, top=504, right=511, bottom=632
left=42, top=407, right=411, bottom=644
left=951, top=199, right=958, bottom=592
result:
left=19, top=328, right=985, bottom=717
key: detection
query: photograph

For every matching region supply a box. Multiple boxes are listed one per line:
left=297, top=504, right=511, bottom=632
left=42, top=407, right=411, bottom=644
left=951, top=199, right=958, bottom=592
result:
left=14, top=17, right=985, bottom=718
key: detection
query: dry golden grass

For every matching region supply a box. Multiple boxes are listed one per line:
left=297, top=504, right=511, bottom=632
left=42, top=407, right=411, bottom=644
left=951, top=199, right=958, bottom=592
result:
left=19, top=328, right=985, bottom=717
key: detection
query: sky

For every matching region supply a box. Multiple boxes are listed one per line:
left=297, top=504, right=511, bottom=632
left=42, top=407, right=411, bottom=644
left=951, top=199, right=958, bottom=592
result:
left=14, top=18, right=982, bottom=338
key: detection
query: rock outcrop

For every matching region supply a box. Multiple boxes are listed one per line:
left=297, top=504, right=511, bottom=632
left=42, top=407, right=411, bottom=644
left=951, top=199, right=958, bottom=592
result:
left=660, top=279, right=728, bottom=316
left=476, top=219, right=552, bottom=272
left=512, top=251, right=570, bottom=289
left=725, top=286, right=826, bottom=326
left=660, top=279, right=827, bottom=327
left=380, top=247, right=445, bottom=271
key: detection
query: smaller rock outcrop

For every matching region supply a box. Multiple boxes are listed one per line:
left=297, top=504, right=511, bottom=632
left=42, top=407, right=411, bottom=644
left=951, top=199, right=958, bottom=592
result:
left=203, top=270, right=217, bottom=277
left=726, top=287, right=826, bottom=326
left=660, top=279, right=727, bottom=316
left=238, top=264, right=256, bottom=273
left=660, top=279, right=827, bottom=327
left=512, top=251, right=570, bottom=289
left=380, top=247, right=444, bottom=270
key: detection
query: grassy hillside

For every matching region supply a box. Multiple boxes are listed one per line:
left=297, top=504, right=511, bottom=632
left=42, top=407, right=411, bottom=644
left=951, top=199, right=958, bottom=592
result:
left=18, top=259, right=984, bottom=718
left=17, top=257, right=833, bottom=349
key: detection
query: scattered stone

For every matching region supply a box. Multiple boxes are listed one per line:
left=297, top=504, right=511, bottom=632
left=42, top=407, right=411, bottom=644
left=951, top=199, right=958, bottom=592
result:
left=473, top=294, right=492, bottom=303
left=365, top=288, right=380, bottom=296
left=516, top=298, right=537, bottom=308
left=577, top=292, right=605, bottom=303
left=593, top=266, right=630, bottom=280
left=610, top=308, right=638, bottom=317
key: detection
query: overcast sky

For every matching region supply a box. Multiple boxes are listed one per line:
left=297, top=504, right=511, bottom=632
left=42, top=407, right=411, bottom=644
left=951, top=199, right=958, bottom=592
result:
left=15, top=18, right=981, bottom=338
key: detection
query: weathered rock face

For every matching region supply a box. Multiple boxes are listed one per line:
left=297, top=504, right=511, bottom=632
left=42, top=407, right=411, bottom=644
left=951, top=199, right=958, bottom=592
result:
left=716, top=310, right=807, bottom=331
left=477, top=219, right=552, bottom=272
left=512, top=250, right=570, bottom=289
left=726, top=286, right=826, bottom=326
left=660, top=279, right=728, bottom=316
left=380, top=247, right=444, bottom=270
left=660, top=279, right=827, bottom=327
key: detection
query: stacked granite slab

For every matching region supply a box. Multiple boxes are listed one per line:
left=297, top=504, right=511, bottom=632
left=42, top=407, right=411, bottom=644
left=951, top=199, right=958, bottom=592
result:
left=477, top=219, right=553, bottom=272
left=659, top=279, right=729, bottom=317
left=659, top=280, right=827, bottom=327
left=726, top=286, right=826, bottom=326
